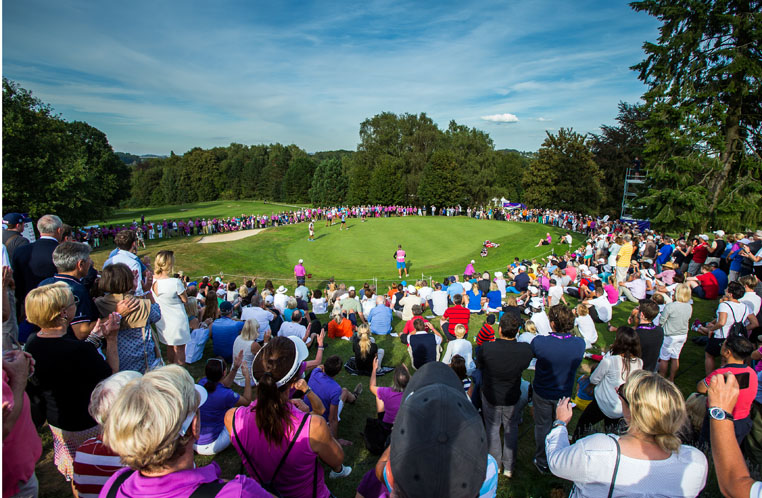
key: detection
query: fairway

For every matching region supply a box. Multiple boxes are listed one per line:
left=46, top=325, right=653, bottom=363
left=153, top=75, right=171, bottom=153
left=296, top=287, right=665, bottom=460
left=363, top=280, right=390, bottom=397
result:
left=91, top=216, right=576, bottom=285
left=93, top=200, right=307, bottom=226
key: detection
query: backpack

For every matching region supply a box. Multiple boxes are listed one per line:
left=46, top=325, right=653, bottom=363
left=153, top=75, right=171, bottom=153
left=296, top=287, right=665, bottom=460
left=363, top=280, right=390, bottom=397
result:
left=725, top=302, right=748, bottom=338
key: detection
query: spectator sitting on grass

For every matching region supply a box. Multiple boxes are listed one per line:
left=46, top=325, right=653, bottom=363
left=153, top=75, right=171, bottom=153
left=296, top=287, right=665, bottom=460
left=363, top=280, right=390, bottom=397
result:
left=210, top=301, right=244, bottom=363
left=408, top=318, right=443, bottom=370
left=327, top=307, right=354, bottom=340
left=441, top=324, right=475, bottom=375
left=367, top=295, right=393, bottom=336
left=306, top=355, right=362, bottom=446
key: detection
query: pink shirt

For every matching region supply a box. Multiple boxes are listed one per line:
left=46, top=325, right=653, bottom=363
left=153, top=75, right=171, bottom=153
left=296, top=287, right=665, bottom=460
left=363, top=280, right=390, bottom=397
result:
left=565, top=266, right=577, bottom=282
left=396, top=250, right=406, bottom=263
left=3, top=371, right=42, bottom=496
left=232, top=402, right=330, bottom=498
left=294, top=264, right=306, bottom=277
left=604, top=284, right=619, bottom=305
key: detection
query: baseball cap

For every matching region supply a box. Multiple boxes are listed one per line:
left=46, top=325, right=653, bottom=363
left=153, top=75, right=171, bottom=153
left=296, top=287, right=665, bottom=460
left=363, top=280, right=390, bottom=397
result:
left=407, top=285, right=417, bottom=294
left=264, top=295, right=274, bottom=304
left=348, top=286, right=355, bottom=292
left=390, top=362, right=487, bottom=498
left=179, top=384, right=209, bottom=436
left=298, top=259, right=304, bottom=264
left=699, top=234, right=709, bottom=241
left=3, top=213, right=25, bottom=226
left=528, top=286, right=539, bottom=295
left=713, top=230, right=725, bottom=237
left=220, top=301, right=233, bottom=313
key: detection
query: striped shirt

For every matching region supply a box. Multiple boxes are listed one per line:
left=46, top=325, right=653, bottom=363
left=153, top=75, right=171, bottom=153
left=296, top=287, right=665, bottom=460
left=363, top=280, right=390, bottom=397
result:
left=444, top=305, right=471, bottom=333
left=73, top=437, right=125, bottom=498
left=476, top=324, right=495, bottom=345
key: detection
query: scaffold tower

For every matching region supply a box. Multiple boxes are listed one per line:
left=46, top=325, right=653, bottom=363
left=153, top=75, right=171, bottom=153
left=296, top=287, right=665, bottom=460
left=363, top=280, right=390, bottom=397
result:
left=620, top=168, right=645, bottom=219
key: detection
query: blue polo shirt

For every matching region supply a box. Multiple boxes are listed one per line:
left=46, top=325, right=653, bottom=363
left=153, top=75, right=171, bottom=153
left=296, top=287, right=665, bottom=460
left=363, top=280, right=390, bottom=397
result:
left=39, top=274, right=98, bottom=327
left=711, top=269, right=729, bottom=296
left=656, top=244, right=674, bottom=265
left=367, top=305, right=393, bottom=335
left=211, top=317, right=245, bottom=362
left=531, top=333, right=585, bottom=400
left=447, top=282, right=465, bottom=300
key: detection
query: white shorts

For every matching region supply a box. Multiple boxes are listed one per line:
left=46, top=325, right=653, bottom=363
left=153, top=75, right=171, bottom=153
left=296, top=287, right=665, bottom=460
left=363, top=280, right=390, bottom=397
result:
left=659, top=335, right=687, bottom=360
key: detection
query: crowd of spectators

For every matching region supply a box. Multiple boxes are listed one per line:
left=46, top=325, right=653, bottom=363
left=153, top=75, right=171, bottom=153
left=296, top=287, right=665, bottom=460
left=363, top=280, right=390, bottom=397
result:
left=3, top=209, right=762, bottom=498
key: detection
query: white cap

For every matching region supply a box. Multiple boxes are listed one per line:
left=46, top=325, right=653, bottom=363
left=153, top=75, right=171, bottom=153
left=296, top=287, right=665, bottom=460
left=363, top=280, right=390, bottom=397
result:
left=264, top=295, right=274, bottom=304
left=348, top=286, right=355, bottom=291
left=714, top=230, right=725, bottom=237
left=407, top=285, right=417, bottom=294
left=495, top=271, right=503, bottom=278
left=699, top=234, right=709, bottom=241
left=471, top=260, right=475, bottom=264
left=519, top=265, right=526, bottom=271
left=529, top=286, right=539, bottom=295
left=298, top=259, right=303, bottom=264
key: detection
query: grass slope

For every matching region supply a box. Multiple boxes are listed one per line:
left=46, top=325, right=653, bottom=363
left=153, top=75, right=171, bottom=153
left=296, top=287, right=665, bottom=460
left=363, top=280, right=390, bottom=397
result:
left=93, top=200, right=307, bottom=226
left=36, top=216, right=723, bottom=497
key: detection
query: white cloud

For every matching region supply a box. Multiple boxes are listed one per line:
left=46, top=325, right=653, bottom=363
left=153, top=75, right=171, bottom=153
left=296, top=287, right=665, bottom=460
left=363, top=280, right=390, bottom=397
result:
left=536, top=117, right=552, bottom=122
left=480, top=113, right=519, bottom=123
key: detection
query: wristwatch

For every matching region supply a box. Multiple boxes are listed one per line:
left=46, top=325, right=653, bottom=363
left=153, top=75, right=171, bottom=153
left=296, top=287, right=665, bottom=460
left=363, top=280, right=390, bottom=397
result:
left=552, top=420, right=567, bottom=429
left=708, top=406, right=733, bottom=421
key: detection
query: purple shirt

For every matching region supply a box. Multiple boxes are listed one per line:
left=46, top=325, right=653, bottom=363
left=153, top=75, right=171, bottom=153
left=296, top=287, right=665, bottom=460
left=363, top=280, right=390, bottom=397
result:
left=197, top=378, right=239, bottom=445
left=99, top=462, right=268, bottom=497
left=306, top=369, right=342, bottom=420
left=377, top=387, right=403, bottom=425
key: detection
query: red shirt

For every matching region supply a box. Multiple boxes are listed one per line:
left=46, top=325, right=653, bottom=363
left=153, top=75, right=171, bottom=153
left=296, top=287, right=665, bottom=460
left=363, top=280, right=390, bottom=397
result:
left=403, top=317, right=429, bottom=335
left=696, top=272, right=719, bottom=299
left=73, top=437, right=124, bottom=498
left=692, top=242, right=709, bottom=264
left=704, top=364, right=757, bottom=419
left=444, top=305, right=471, bottom=333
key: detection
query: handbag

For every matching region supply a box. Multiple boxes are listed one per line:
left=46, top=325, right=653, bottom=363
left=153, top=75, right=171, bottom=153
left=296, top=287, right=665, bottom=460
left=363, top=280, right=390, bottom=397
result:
left=362, top=417, right=391, bottom=455
left=232, top=408, right=318, bottom=498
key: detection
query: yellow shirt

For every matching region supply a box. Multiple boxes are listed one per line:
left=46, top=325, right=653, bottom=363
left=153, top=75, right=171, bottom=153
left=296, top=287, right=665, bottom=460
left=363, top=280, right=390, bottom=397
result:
left=616, top=243, right=634, bottom=268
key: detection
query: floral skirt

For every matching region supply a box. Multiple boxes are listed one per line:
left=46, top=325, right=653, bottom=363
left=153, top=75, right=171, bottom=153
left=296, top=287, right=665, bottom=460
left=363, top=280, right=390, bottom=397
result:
left=48, top=424, right=100, bottom=480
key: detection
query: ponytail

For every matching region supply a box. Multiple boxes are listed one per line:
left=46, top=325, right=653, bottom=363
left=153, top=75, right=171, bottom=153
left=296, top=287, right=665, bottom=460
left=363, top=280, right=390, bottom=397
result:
left=255, top=369, right=291, bottom=444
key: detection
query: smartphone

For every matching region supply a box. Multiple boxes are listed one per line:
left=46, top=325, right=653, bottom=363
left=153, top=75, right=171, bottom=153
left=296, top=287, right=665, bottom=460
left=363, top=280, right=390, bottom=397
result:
left=735, top=372, right=750, bottom=390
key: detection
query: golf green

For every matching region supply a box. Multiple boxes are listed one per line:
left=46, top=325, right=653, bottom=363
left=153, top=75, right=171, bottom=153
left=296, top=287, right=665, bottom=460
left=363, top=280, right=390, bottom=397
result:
left=92, top=216, right=576, bottom=285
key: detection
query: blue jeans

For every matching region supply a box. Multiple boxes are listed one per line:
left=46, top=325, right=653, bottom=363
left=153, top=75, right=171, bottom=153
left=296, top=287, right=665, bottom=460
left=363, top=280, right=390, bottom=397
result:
left=482, top=394, right=520, bottom=472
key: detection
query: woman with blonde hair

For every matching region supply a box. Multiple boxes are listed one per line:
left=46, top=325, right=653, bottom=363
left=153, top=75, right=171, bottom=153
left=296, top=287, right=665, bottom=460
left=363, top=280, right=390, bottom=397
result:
left=352, top=324, right=383, bottom=375
left=658, top=283, right=693, bottom=382
left=152, top=250, right=191, bottom=365
left=441, top=324, right=476, bottom=374
left=24, top=283, right=120, bottom=488
left=232, top=319, right=266, bottom=387
left=485, top=281, right=503, bottom=312
left=465, top=282, right=483, bottom=314
left=99, top=365, right=268, bottom=496
left=548, top=371, right=708, bottom=497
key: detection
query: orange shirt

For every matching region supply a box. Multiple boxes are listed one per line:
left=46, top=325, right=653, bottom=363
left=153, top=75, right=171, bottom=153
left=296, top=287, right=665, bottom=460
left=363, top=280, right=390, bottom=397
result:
left=327, top=318, right=354, bottom=339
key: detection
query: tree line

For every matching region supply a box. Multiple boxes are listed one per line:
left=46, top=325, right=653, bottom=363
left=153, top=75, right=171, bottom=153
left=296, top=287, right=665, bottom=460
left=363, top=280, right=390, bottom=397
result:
left=3, top=0, right=760, bottom=232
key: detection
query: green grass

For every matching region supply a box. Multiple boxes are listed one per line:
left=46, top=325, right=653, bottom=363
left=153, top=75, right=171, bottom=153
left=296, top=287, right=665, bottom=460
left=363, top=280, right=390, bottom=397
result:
left=91, top=216, right=578, bottom=286
left=92, top=200, right=308, bottom=226
left=37, top=215, right=724, bottom=497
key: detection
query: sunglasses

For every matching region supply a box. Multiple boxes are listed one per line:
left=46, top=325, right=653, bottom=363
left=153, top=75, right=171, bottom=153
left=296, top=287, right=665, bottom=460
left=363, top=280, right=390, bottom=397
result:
left=616, top=385, right=629, bottom=407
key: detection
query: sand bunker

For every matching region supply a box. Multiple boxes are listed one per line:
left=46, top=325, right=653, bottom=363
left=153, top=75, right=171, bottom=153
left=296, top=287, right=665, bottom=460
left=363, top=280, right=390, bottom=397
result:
left=197, top=229, right=265, bottom=244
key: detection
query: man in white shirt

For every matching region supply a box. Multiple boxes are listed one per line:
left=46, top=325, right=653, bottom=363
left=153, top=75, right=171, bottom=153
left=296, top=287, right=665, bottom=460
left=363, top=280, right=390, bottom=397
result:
left=548, top=279, right=567, bottom=307
left=294, top=284, right=310, bottom=302
left=273, top=286, right=289, bottom=312
left=103, top=229, right=151, bottom=296
left=418, top=282, right=433, bottom=303
left=430, top=283, right=449, bottom=316
left=278, top=310, right=314, bottom=345
left=585, top=287, right=613, bottom=324
left=619, top=273, right=647, bottom=302
left=530, top=305, right=553, bottom=336
left=240, top=295, right=275, bottom=339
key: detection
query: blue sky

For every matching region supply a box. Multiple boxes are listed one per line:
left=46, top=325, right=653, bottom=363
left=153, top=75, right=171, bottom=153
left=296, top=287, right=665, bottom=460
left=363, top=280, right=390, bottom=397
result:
left=3, top=0, right=659, bottom=155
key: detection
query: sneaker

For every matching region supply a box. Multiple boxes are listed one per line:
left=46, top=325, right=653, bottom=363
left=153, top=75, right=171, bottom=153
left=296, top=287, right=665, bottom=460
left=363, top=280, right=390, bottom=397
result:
left=533, top=458, right=549, bottom=475
left=352, top=383, right=363, bottom=398
left=502, top=469, right=513, bottom=478
left=390, top=333, right=399, bottom=337
left=329, top=464, right=352, bottom=479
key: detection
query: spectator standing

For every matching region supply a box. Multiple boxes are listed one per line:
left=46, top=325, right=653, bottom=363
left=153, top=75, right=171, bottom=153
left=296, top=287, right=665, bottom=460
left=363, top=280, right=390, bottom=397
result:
left=477, top=314, right=533, bottom=478
left=152, top=251, right=190, bottom=366
left=658, top=284, right=693, bottom=382
left=531, top=305, right=586, bottom=474
left=2, top=213, right=29, bottom=264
